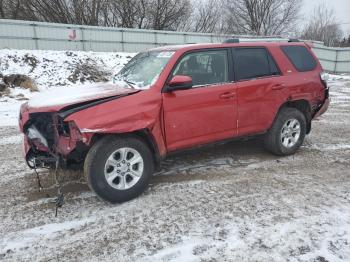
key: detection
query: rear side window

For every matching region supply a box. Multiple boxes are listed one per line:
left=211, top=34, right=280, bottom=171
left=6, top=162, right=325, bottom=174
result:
left=281, top=46, right=317, bottom=72
left=233, top=48, right=280, bottom=81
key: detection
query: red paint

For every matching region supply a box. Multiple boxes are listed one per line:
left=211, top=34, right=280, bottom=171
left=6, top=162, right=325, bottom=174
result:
left=162, top=82, right=237, bottom=151
left=68, top=29, right=77, bottom=40
left=19, top=42, right=329, bottom=162
left=168, top=75, right=193, bottom=86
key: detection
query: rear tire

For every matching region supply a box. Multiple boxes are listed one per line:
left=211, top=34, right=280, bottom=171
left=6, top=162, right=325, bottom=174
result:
left=84, top=135, right=154, bottom=203
left=264, top=107, right=306, bottom=156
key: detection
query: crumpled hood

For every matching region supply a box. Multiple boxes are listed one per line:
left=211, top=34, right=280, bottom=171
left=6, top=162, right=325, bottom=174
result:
left=27, top=82, right=137, bottom=112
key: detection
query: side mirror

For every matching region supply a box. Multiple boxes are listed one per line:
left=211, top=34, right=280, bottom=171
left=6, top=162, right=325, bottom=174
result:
left=164, top=75, right=193, bottom=92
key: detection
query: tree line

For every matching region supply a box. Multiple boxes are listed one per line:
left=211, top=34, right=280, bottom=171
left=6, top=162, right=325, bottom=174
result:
left=0, top=0, right=347, bottom=47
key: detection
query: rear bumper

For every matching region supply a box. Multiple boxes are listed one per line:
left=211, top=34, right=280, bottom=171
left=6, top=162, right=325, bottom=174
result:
left=313, top=98, right=330, bottom=118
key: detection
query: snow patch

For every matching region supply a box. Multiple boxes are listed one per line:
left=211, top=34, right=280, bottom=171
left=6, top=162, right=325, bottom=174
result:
left=28, top=82, right=133, bottom=108
left=0, top=218, right=94, bottom=252
left=0, top=135, right=21, bottom=145
left=0, top=99, right=22, bottom=127
left=147, top=238, right=205, bottom=262
left=328, top=73, right=350, bottom=81
left=309, top=143, right=350, bottom=151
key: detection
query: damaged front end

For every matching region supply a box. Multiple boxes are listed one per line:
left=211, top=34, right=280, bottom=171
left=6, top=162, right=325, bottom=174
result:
left=20, top=109, right=91, bottom=169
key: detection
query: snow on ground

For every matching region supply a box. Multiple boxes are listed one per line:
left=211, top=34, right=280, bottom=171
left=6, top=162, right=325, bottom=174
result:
left=0, top=99, right=21, bottom=127
left=0, top=49, right=350, bottom=261
left=0, top=134, right=21, bottom=145
left=328, top=73, right=350, bottom=81
left=0, top=49, right=134, bottom=90
left=0, top=49, right=135, bottom=126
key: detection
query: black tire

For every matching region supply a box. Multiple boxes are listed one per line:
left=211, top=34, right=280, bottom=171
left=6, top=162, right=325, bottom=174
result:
left=264, top=107, right=306, bottom=156
left=84, top=135, right=154, bottom=203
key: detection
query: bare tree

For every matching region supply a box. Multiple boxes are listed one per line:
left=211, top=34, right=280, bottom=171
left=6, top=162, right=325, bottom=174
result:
left=183, top=0, right=223, bottom=33
left=0, top=0, right=304, bottom=35
left=224, top=0, right=302, bottom=36
left=0, top=0, right=7, bottom=18
left=148, top=0, right=191, bottom=30
left=0, top=0, right=192, bottom=31
left=72, top=0, right=108, bottom=25
left=2, top=0, right=107, bottom=26
left=0, top=0, right=26, bottom=19
left=24, top=0, right=72, bottom=24
left=300, top=4, right=343, bottom=47
left=105, top=0, right=149, bottom=28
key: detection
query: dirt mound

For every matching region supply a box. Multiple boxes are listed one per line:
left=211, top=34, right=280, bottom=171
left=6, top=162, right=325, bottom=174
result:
left=0, top=74, right=6, bottom=92
left=67, top=61, right=110, bottom=84
left=0, top=50, right=133, bottom=91
left=2, top=74, right=38, bottom=92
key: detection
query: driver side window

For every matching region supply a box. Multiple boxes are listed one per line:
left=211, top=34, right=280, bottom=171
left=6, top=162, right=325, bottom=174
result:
left=173, top=50, right=229, bottom=87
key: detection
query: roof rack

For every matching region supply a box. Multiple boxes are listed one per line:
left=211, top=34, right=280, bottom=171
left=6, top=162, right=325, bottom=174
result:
left=222, top=37, right=302, bottom=44
left=223, top=38, right=240, bottom=43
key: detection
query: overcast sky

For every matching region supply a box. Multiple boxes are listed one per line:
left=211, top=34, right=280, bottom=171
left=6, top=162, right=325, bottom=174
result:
left=302, top=0, right=350, bottom=36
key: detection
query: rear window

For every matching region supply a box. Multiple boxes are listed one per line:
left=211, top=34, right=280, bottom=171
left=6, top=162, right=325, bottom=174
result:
left=233, top=48, right=280, bottom=81
left=281, top=46, right=317, bottom=72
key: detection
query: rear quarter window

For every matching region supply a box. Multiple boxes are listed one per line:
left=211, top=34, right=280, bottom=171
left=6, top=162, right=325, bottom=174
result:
left=233, top=48, right=280, bottom=81
left=281, top=45, right=317, bottom=72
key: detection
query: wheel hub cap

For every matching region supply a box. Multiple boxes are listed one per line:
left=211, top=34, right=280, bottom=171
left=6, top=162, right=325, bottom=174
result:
left=280, top=118, right=301, bottom=148
left=104, top=147, right=144, bottom=190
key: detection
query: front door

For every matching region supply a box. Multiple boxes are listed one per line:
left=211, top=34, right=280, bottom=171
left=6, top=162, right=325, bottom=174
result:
left=162, top=49, right=237, bottom=152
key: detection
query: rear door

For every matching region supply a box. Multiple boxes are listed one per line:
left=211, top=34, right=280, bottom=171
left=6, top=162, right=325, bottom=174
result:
left=162, top=49, right=237, bottom=151
left=232, top=47, right=286, bottom=136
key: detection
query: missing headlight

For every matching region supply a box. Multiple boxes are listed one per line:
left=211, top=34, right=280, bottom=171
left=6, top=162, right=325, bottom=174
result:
left=27, top=125, right=49, bottom=151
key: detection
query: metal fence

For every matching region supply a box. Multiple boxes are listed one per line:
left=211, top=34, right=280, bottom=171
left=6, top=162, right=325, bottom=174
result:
left=311, top=46, right=350, bottom=74
left=0, top=19, right=349, bottom=73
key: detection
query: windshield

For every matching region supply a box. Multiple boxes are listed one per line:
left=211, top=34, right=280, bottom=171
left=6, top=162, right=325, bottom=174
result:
left=113, top=51, right=175, bottom=90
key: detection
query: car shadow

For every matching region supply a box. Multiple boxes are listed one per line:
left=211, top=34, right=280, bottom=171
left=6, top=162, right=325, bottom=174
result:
left=26, top=137, right=282, bottom=203
left=150, top=137, right=280, bottom=184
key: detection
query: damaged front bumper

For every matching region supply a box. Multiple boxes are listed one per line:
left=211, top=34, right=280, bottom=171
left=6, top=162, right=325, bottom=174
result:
left=19, top=104, right=92, bottom=168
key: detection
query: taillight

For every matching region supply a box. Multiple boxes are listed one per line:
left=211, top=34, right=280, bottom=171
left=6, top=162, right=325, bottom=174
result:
left=320, top=72, right=329, bottom=98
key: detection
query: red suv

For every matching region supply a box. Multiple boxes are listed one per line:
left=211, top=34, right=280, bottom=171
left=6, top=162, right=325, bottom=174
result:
left=19, top=40, right=330, bottom=203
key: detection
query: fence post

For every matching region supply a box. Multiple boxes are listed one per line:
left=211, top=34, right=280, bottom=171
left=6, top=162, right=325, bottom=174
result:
left=154, top=31, right=158, bottom=47
left=121, top=29, right=125, bottom=52
left=32, top=23, right=39, bottom=49
left=334, top=49, right=339, bottom=74
left=81, top=27, right=86, bottom=51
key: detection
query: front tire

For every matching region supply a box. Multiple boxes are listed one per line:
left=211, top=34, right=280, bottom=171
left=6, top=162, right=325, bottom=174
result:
left=264, top=107, right=306, bottom=156
left=84, top=135, right=154, bottom=203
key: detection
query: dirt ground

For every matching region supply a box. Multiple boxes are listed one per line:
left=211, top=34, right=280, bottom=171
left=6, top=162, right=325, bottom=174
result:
left=0, top=78, right=350, bottom=262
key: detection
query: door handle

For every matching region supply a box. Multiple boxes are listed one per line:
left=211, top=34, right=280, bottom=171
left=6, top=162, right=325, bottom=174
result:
left=271, top=84, right=286, bottom=90
left=220, top=92, right=235, bottom=99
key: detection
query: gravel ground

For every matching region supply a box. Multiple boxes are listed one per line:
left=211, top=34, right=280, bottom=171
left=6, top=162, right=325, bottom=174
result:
left=0, top=78, right=350, bottom=262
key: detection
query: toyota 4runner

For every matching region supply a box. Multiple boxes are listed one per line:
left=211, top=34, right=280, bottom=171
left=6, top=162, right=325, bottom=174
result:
left=19, top=40, right=330, bottom=203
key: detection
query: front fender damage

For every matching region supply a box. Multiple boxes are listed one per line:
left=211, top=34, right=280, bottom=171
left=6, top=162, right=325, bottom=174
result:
left=22, top=94, right=132, bottom=168
left=23, top=91, right=166, bottom=168
left=65, top=95, right=167, bottom=157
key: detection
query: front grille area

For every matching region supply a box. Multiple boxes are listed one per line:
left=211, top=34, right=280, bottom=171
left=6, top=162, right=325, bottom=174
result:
left=25, top=113, right=55, bottom=148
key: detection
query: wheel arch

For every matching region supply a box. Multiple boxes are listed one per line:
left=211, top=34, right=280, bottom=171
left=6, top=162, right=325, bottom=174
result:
left=89, top=129, right=162, bottom=168
left=276, top=99, right=312, bottom=134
